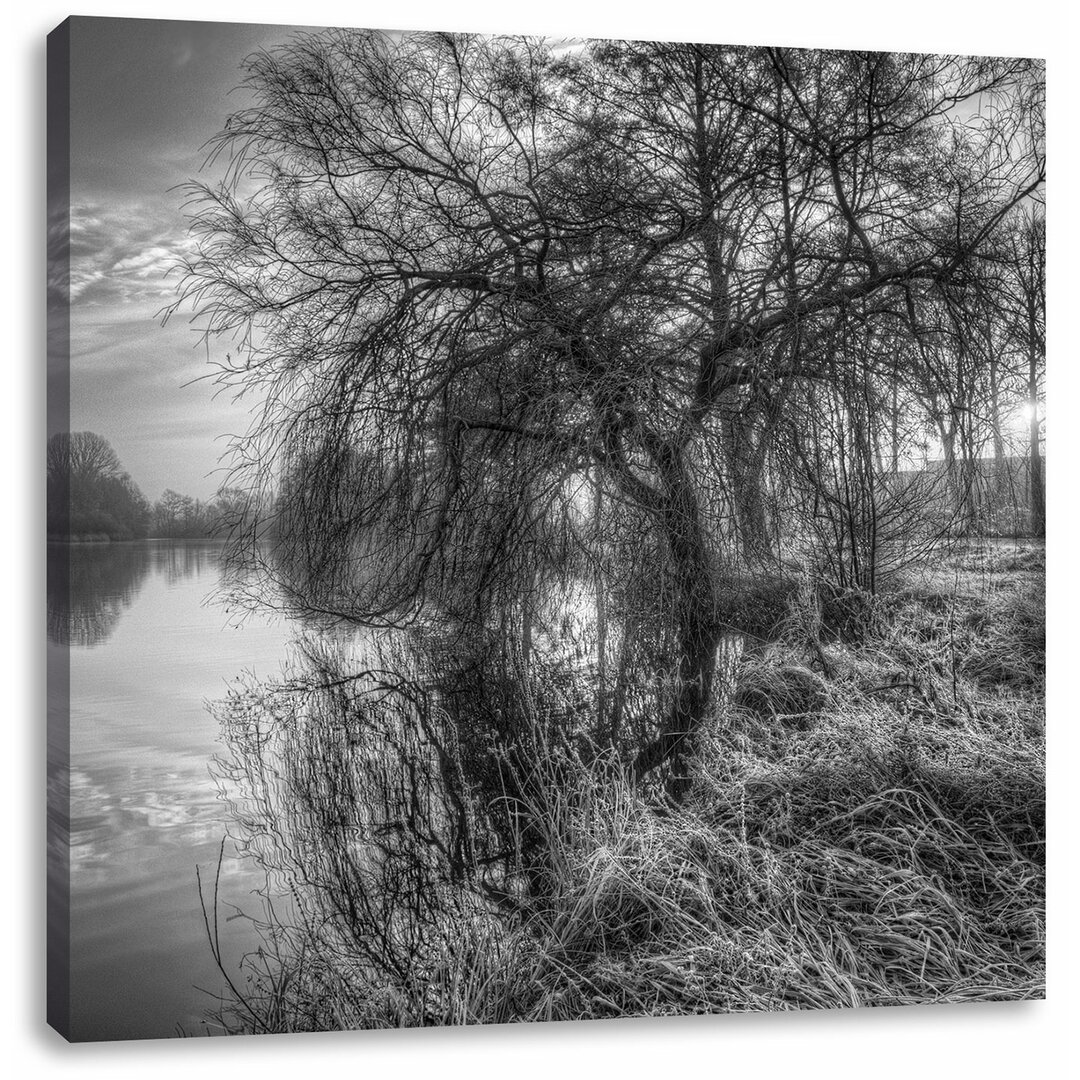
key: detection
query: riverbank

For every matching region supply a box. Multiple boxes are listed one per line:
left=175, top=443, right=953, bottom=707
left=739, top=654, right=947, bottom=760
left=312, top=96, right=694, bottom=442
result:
left=204, top=541, right=1044, bottom=1031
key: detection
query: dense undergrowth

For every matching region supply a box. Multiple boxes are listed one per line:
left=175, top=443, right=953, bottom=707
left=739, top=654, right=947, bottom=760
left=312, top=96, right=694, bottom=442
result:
left=202, top=541, right=1044, bottom=1033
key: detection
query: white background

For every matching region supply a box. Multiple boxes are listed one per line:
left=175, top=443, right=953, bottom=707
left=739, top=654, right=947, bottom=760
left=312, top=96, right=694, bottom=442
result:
left=5, top=2, right=1077, bottom=1077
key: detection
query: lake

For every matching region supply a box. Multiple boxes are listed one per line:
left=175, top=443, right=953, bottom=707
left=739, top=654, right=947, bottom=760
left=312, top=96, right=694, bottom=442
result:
left=47, top=540, right=294, bottom=1041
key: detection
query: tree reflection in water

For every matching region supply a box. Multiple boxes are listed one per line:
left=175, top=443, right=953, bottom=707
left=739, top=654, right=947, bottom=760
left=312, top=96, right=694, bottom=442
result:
left=47, top=541, right=224, bottom=648
left=209, top=614, right=657, bottom=1030
left=47, top=543, right=152, bottom=648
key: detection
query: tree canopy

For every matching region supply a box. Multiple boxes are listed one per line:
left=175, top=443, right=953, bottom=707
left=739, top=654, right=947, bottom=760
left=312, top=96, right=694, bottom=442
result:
left=173, top=33, right=1044, bottom=774
left=47, top=431, right=151, bottom=541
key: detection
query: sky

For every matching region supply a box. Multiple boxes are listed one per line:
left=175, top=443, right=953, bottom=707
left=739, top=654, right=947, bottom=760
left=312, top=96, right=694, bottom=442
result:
left=50, top=16, right=1041, bottom=502
left=57, top=16, right=318, bottom=501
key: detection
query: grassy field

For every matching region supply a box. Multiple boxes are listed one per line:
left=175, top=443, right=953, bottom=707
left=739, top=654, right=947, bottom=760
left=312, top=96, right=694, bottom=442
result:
left=203, top=541, right=1044, bottom=1032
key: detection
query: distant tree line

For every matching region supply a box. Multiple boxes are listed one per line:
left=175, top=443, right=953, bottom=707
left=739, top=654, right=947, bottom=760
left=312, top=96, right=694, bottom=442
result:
left=47, top=431, right=249, bottom=541
left=150, top=485, right=250, bottom=539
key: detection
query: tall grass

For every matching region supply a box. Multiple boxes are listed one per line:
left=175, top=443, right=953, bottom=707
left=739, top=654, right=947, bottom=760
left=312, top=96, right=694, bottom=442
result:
left=201, top=543, right=1044, bottom=1031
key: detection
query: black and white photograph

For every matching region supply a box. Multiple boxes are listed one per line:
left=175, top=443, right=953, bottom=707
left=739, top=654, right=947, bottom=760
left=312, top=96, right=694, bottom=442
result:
left=43, top=6, right=1051, bottom=1059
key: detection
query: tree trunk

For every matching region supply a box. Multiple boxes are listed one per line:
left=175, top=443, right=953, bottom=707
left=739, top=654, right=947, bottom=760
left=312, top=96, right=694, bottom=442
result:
left=1028, top=360, right=1045, bottom=538
left=937, top=417, right=971, bottom=530
left=723, top=407, right=771, bottom=566
left=890, top=381, right=900, bottom=474
left=592, top=472, right=608, bottom=739
left=633, top=441, right=721, bottom=786
left=987, top=353, right=1010, bottom=529
left=989, top=356, right=1006, bottom=473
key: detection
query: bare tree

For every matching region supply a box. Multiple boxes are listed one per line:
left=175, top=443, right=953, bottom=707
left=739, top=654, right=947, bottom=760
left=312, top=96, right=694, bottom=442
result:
left=47, top=430, right=122, bottom=488
left=47, top=431, right=150, bottom=540
left=1000, top=210, right=1046, bottom=537
left=173, top=33, right=1043, bottom=779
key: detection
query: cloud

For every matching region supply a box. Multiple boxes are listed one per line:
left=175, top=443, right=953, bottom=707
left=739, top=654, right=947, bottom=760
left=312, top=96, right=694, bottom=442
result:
left=112, top=246, right=176, bottom=275
left=68, top=201, right=193, bottom=307
left=67, top=289, right=260, bottom=500
left=61, top=183, right=249, bottom=500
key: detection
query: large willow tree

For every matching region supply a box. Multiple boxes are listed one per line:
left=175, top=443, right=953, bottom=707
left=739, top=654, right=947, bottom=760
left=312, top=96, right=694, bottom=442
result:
left=173, top=33, right=1043, bottom=776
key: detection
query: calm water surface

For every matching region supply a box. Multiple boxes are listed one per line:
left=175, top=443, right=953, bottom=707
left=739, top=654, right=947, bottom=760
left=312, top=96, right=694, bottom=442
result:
left=47, top=542, right=739, bottom=1040
left=48, top=541, right=293, bottom=1041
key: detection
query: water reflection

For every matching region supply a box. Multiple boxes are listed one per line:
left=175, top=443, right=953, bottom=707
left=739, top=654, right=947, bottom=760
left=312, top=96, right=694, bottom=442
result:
left=52, top=540, right=291, bottom=1041
left=210, top=630, right=580, bottom=1028
left=207, top=567, right=742, bottom=1029
left=47, top=542, right=151, bottom=647
left=149, top=540, right=224, bottom=587
left=47, top=541, right=231, bottom=648
left=52, top=537, right=754, bottom=1037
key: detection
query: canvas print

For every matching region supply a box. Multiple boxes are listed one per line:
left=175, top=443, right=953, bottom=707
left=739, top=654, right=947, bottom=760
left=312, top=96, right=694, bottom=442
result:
left=47, top=16, right=1046, bottom=1042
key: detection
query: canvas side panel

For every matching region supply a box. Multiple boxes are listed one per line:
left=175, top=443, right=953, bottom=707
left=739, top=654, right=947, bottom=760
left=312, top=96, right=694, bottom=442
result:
left=46, top=15, right=72, bottom=1043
